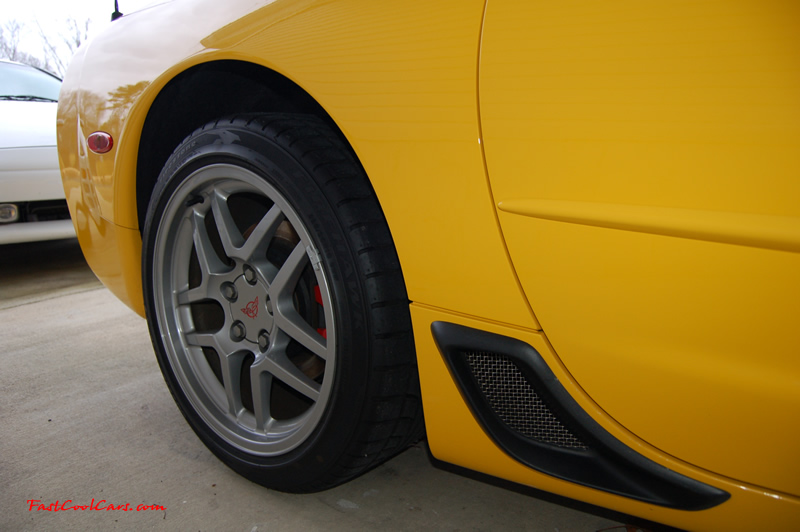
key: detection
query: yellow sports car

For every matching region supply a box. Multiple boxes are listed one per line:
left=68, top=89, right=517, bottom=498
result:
left=57, top=1, right=800, bottom=529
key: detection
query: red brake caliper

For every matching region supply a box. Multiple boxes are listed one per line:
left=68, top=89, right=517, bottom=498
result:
left=314, top=285, right=327, bottom=339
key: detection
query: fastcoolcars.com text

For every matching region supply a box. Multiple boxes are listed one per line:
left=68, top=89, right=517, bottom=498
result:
left=27, top=499, right=165, bottom=512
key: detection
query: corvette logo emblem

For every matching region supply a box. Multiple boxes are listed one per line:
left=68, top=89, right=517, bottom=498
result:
left=241, top=297, right=259, bottom=319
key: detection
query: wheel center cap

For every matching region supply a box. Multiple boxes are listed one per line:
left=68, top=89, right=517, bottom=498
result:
left=230, top=274, right=272, bottom=344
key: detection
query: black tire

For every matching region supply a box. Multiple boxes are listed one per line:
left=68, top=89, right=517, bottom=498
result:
left=142, top=114, right=424, bottom=492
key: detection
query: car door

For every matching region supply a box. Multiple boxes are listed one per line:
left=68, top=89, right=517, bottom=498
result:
left=479, top=1, right=800, bottom=495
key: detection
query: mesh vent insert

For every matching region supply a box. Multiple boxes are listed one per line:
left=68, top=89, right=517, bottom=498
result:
left=464, top=351, right=587, bottom=450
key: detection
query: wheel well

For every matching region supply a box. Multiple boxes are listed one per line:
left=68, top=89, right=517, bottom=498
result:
left=136, top=60, right=342, bottom=232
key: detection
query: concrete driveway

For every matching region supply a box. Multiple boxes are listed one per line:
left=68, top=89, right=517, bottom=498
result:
left=1, top=239, right=634, bottom=531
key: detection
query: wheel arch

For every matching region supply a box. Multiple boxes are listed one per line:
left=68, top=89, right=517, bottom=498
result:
left=136, top=60, right=354, bottom=233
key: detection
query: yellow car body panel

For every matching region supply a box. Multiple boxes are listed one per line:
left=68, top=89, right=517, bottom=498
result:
left=480, top=0, right=800, bottom=497
left=56, top=0, right=800, bottom=528
left=58, top=0, right=537, bottom=328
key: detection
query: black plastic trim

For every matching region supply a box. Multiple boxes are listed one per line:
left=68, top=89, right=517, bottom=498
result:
left=431, top=321, right=729, bottom=511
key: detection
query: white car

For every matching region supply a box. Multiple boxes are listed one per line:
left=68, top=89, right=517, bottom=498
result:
left=0, top=60, right=74, bottom=244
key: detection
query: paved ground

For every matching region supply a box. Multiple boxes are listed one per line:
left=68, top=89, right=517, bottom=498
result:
left=1, top=239, right=634, bottom=531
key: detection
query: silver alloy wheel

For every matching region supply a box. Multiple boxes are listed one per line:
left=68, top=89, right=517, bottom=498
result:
left=151, top=163, right=336, bottom=456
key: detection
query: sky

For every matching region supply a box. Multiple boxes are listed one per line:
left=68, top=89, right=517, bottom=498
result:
left=3, top=0, right=158, bottom=29
left=2, top=0, right=158, bottom=71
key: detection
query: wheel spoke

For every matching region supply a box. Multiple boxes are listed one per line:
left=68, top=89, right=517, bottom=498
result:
left=185, top=330, right=248, bottom=418
left=239, top=204, right=284, bottom=263
left=176, top=269, right=231, bottom=306
left=252, top=341, right=321, bottom=403
left=176, top=286, right=206, bottom=305
left=269, top=240, right=307, bottom=292
left=184, top=330, right=220, bottom=350
left=276, top=309, right=328, bottom=359
left=271, top=242, right=329, bottom=359
left=192, top=208, right=229, bottom=276
left=218, top=351, right=247, bottom=418
left=210, top=188, right=245, bottom=258
left=249, top=366, right=273, bottom=431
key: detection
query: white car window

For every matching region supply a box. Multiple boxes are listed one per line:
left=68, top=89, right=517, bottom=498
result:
left=0, top=62, right=61, bottom=102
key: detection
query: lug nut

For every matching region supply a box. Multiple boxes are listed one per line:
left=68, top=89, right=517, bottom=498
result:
left=243, top=264, right=257, bottom=285
left=258, top=330, right=270, bottom=351
left=265, top=297, right=273, bottom=315
left=230, top=321, right=247, bottom=342
left=221, top=282, right=238, bottom=302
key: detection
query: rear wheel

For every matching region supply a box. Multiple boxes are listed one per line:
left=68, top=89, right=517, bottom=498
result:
left=142, top=114, right=423, bottom=492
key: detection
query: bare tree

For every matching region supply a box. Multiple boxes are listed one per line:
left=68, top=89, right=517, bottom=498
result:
left=0, top=20, right=24, bottom=61
left=37, top=17, right=91, bottom=77
left=0, top=19, right=52, bottom=72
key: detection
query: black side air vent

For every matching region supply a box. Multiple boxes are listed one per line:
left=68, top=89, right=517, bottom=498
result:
left=464, top=351, right=587, bottom=450
left=431, top=321, right=729, bottom=511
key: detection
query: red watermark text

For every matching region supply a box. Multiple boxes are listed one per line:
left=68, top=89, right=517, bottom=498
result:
left=27, top=499, right=165, bottom=512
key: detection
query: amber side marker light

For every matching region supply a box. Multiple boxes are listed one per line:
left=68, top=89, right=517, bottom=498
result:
left=87, top=132, right=114, bottom=154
